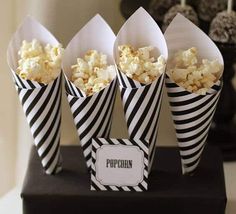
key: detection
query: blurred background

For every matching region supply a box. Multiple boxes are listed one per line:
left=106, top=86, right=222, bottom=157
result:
left=0, top=0, right=235, bottom=213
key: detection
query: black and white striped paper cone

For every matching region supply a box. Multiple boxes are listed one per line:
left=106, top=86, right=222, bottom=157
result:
left=164, top=14, right=224, bottom=175
left=7, top=16, right=63, bottom=174
left=62, top=14, right=117, bottom=170
left=113, top=7, right=168, bottom=173
left=165, top=77, right=222, bottom=174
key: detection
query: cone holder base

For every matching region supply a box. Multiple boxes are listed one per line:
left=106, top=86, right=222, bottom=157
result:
left=21, top=145, right=226, bottom=214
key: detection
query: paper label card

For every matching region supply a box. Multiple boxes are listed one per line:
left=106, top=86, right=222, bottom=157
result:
left=91, top=138, right=149, bottom=192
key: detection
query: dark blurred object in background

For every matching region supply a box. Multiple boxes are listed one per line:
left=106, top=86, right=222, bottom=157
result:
left=120, top=0, right=151, bottom=19
left=149, top=0, right=178, bottom=26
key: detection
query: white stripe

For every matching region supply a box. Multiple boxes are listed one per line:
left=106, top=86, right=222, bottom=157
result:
left=45, top=145, right=61, bottom=174
left=179, top=135, right=207, bottom=156
left=174, top=102, right=217, bottom=130
left=91, top=174, right=107, bottom=190
left=80, top=82, right=115, bottom=142
left=41, top=131, right=60, bottom=167
left=172, top=92, right=220, bottom=121
left=29, top=77, right=60, bottom=133
left=171, top=95, right=210, bottom=111
left=34, top=88, right=61, bottom=144
left=181, top=145, right=205, bottom=164
left=176, top=113, right=214, bottom=139
left=123, top=89, right=144, bottom=121
left=182, top=159, right=201, bottom=174
left=128, top=78, right=160, bottom=137
left=37, top=113, right=60, bottom=155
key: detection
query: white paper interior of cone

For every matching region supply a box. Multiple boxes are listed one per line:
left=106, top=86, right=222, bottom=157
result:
left=7, top=16, right=59, bottom=71
left=114, top=7, right=168, bottom=64
left=62, top=14, right=116, bottom=80
left=164, top=14, right=224, bottom=66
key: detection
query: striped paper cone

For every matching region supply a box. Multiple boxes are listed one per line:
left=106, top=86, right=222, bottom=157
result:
left=164, top=14, right=224, bottom=175
left=65, top=78, right=117, bottom=170
left=113, top=7, right=168, bottom=173
left=118, top=73, right=165, bottom=173
left=165, top=76, right=222, bottom=174
left=7, top=16, right=63, bottom=174
left=62, top=14, right=117, bottom=170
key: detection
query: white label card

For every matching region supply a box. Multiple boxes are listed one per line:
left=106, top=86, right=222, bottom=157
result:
left=91, top=138, right=149, bottom=192
left=96, top=144, right=144, bottom=186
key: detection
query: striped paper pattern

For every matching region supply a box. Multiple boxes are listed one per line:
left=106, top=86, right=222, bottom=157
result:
left=91, top=138, right=149, bottom=191
left=14, top=73, right=62, bottom=174
left=66, top=78, right=117, bottom=170
left=165, top=75, right=222, bottom=174
left=118, top=71, right=165, bottom=172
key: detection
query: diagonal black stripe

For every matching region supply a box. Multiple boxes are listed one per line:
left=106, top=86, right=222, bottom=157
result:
left=179, top=132, right=208, bottom=151
left=25, top=87, right=47, bottom=117
left=181, top=145, right=205, bottom=160
left=91, top=181, right=101, bottom=191
left=127, top=76, right=137, bottom=88
left=115, top=186, right=124, bottom=191
left=169, top=95, right=204, bottom=107
left=150, top=137, right=157, bottom=156
left=165, top=82, right=178, bottom=88
left=43, top=138, right=60, bottom=172
left=92, top=138, right=105, bottom=147
left=15, top=74, right=26, bottom=88
left=120, top=87, right=125, bottom=100
left=138, top=183, right=147, bottom=191
left=116, top=139, right=128, bottom=145
left=27, top=80, right=38, bottom=88
left=69, top=96, right=77, bottom=107
left=36, top=93, right=61, bottom=148
left=21, top=90, right=32, bottom=105
left=29, top=78, right=58, bottom=128
left=183, top=155, right=202, bottom=168
left=67, top=80, right=77, bottom=96
left=174, top=96, right=219, bottom=125
left=79, top=84, right=114, bottom=140
left=176, top=110, right=215, bottom=134
left=123, top=89, right=136, bottom=114
left=64, top=82, right=71, bottom=94
left=102, top=90, right=116, bottom=136
left=92, top=84, right=117, bottom=138
left=118, top=70, right=127, bottom=88
left=211, top=84, right=221, bottom=91
left=140, top=85, right=163, bottom=140
left=130, top=77, right=162, bottom=138
left=91, top=165, right=96, bottom=174
left=75, top=92, right=103, bottom=129
left=129, top=139, right=149, bottom=149
left=84, top=152, right=91, bottom=162
left=103, top=185, right=113, bottom=191
left=105, top=138, right=116, bottom=145
left=81, top=139, right=92, bottom=152
left=172, top=94, right=216, bottom=116
left=167, top=90, right=191, bottom=97
left=126, top=85, right=151, bottom=127
left=177, top=120, right=212, bottom=142
left=39, top=117, right=61, bottom=160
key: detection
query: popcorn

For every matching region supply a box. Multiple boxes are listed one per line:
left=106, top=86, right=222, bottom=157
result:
left=16, top=39, right=64, bottom=84
left=118, top=45, right=166, bottom=84
left=167, top=47, right=223, bottom=95
left=71, top=50, right=116, bottom=96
